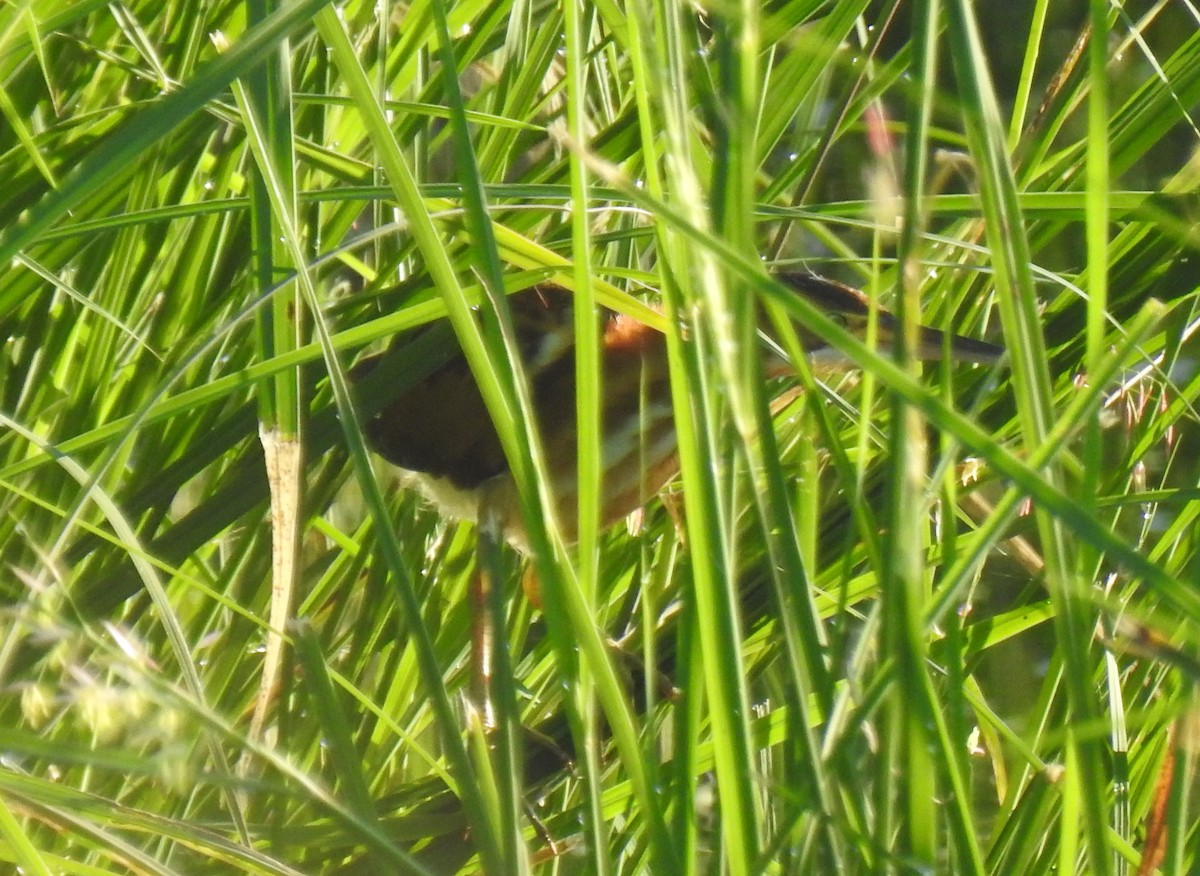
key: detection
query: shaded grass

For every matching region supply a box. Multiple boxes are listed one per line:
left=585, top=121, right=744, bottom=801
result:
left=2, top=0, right=1199, bottom=873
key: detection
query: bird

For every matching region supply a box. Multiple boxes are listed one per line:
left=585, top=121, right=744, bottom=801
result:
left=354, top=271, right=1002, bottom=551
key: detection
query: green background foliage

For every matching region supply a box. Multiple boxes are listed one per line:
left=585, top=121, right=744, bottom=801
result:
left=1, top=0, right=1198, bottom=873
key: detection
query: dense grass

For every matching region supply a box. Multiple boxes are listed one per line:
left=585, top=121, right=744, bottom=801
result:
left=2, top=0, right=1199, bottom=873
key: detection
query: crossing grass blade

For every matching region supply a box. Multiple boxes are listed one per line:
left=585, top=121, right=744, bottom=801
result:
left=2, top=1, right=1199, bottom=872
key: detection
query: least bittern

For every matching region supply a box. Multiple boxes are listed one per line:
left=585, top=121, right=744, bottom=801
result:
left=358, top=272, right=1002, bottom=550
left=355, top=272, right=1001, bottom=722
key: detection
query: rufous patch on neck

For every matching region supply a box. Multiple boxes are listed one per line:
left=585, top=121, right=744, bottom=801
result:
left=602, top=311, right=663, bottom=355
